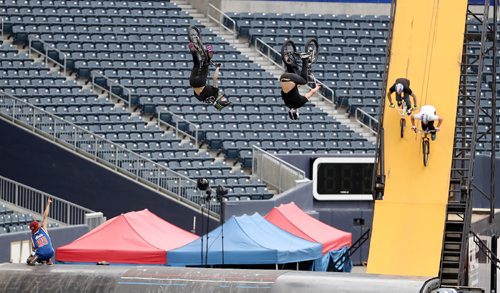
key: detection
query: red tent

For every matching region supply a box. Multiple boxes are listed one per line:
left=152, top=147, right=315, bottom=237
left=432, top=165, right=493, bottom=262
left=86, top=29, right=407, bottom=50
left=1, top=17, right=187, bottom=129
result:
left=265, top=202, right=352, bottom=254
left=56, top=209, right=198, bottom=265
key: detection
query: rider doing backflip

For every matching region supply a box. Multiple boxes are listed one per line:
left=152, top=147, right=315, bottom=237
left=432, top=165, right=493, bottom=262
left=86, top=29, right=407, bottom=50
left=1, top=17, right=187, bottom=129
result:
left=280, top=45, right=321, bottom=120
left=188, top=28, right=230, bottom=111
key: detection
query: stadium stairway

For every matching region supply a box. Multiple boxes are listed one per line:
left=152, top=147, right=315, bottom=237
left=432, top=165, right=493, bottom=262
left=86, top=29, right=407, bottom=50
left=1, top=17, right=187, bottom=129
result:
left=174, top=0, right=378, bottom=145
left=0, top=38, right=273, bottom=202
left=0, top=0, right=376, bottom=202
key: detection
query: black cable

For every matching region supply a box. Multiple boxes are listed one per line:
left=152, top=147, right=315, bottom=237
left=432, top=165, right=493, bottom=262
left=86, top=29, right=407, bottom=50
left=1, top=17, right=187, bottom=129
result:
left=200, top=199, right=204, bottom=266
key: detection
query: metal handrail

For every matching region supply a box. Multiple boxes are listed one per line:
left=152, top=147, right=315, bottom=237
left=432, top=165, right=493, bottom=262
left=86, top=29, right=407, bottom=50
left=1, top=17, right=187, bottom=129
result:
left=207, top=3, right=237, bottom=38
left=91, top=71, right=132, bottom=108
left=251, top=145, right=307, bottom=193
left=28, top=37, right=67, bottom=76
left=254, top=37, right=337, bottom=109
left=0, top=175, right=96, bottom=225
left=355, top=108, right=378, bottom=135
left=1, top=18, right=4, bottom=43
left=156, top=108, right=200, bottom=146
left=252, top=145, right=305, bottom=177
left=0, top=90, right=220, bottom=216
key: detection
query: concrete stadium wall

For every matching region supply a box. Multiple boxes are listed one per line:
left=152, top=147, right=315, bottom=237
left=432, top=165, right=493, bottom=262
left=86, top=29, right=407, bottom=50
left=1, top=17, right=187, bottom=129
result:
left=0, top=225, right=88, bottom=263
left=186, top=0, right=391, bottom=16
left=220, top=0, right=391, bottom=15
left=0, top=119, right=217, bottom=233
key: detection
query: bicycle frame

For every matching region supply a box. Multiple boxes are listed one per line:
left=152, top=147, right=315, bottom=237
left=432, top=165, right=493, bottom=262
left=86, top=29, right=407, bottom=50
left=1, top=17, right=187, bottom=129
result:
left=396, top=100, right=408, bottom=138
left=415, top=129, right=435, bottom=166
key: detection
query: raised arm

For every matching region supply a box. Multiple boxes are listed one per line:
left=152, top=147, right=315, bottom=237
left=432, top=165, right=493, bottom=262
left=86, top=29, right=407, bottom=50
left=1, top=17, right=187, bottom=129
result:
left=411, top=115, right=416, bottom=130
left=41, top=197, right=52, bottom=231
left=387, top=91, right=394, bottom=106
left=212, top=64, right=221, bottom=88
left=436, top=117, right=444, bottom=129
left=304, top=83, right=321, bottom=100
left=410, top=92, right=417, bottom=108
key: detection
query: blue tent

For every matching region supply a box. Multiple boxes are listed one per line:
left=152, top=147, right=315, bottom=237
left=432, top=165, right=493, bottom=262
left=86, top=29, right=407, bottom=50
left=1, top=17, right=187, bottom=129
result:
left=167, top=213, right=323, bottom=266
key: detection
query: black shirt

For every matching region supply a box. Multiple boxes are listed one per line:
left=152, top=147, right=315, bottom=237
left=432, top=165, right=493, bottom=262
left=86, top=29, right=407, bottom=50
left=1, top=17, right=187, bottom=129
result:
left=281, top=86, right=308, bottom=109
left=194, top=85, right=219, bottom=102
left=388, top=78, right=412, bottom=95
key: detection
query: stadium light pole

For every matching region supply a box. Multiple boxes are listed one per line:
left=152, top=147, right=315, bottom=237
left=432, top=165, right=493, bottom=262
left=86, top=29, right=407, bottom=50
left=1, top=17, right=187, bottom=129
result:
left=197, top=178, right=212, bottom=267
left=216, top=185, right=229, bottom=266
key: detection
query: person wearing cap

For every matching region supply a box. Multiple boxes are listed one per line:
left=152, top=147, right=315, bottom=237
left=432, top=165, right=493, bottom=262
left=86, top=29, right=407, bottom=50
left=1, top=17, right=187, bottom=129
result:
left=27, top=197, right=54, bottom=265
left=387, top=78, right=417, bottom=115
left=411, top=104, right=444, bottom=141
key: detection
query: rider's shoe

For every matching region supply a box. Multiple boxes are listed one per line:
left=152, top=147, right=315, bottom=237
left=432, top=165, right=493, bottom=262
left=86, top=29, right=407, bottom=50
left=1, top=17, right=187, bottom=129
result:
left=431, top=133, right=436, bottom=141
left=406, top=108, right=412, bottom=115
left=188, top=42, right=196, bottom=53
left=288, top=108, right=299, bottom=120
left=205, top=44, right=214, bottom=59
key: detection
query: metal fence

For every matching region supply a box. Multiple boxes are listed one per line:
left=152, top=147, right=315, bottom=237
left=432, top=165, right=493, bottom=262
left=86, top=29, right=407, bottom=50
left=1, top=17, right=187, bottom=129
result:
left=0, top=91, right=220, bottom=215
left=0, top=175, right=96, bottom=225
left=355, top=108, right=378, bottom=135
left=252, top=145, right=307, bottom=193
left=157, top=107, right=201, bottom=146
left=207, top=3, right=238, bottom=38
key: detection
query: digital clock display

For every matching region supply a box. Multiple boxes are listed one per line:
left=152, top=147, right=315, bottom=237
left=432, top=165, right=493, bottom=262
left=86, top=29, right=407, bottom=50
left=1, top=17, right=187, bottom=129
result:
left=312, top=157, right=374, bottom=201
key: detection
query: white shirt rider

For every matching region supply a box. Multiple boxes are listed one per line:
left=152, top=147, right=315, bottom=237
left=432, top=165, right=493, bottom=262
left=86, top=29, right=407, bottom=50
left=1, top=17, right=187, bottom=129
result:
left=411, top=105, right=444, bottom=141
left=413, top=105, right=439, bottom=122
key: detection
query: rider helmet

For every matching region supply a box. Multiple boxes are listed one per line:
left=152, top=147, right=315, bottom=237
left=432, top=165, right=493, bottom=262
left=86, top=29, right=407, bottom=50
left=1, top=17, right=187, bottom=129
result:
left=395, top=83, right=404, bottom=94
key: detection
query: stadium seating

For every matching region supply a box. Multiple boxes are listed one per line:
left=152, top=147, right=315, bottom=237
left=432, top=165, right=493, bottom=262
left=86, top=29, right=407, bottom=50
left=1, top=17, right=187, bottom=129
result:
left=0, top=204, right=37, bottom=234
left=0, top=1, right=377, bottom=201
left=225, top=12, right=500, bottom=155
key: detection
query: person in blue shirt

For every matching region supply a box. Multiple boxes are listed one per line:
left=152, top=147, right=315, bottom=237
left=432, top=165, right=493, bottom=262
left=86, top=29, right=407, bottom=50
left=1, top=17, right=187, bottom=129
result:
left=27, top=197, right=55, bottom=265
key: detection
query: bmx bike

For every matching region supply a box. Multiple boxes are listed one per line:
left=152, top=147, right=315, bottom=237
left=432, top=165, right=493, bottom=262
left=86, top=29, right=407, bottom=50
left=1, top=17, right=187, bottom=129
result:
left=280, top=38, right=319, bottom=83
left=187, top=25, right=213, bottom=66
left=415, top=128, right=436, bottom=167
left=397, top=100, right=408, bottom=138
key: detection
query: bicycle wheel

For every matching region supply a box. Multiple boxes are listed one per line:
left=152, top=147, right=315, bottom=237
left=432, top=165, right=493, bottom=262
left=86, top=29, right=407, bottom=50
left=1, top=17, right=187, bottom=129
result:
left=281, top=40, right=297, bottom=66
left=422, top=139, right=429, bottom=166
left=400, top=118, right=405, bottom=138
left=188, top=26, right=208, bottom=60
left=304, top=38, right=319, bottom=64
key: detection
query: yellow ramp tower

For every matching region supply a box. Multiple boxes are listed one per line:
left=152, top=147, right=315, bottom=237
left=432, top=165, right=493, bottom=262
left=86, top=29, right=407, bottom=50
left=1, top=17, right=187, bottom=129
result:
left=367, top=0, right=467, bottom=277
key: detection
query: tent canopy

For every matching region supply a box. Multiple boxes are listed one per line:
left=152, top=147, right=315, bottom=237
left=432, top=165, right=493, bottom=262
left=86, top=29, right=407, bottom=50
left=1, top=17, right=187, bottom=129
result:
left=56, top=209, right=198, bottom=265
left=167, top=213, right=322, bottom=266
left=265, top=202, right=352, bottom=254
